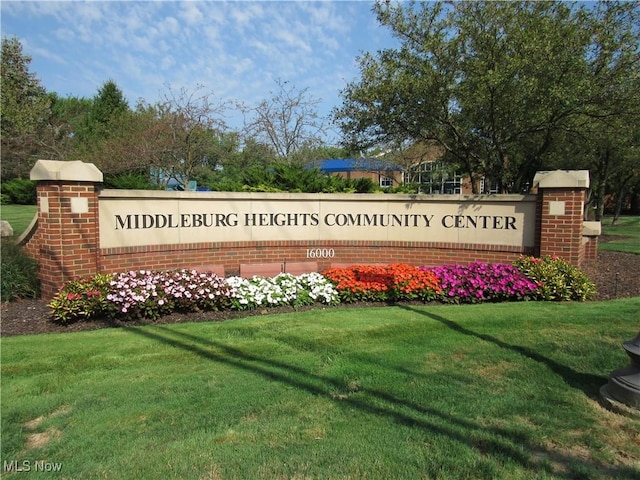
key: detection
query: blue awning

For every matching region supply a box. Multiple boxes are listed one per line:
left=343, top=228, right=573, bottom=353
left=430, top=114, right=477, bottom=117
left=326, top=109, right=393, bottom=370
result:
left=317, top=158, right=403, bottom=173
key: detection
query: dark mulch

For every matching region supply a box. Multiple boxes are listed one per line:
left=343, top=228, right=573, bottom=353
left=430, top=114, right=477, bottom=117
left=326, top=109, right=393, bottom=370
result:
left=1, top=251, right=638, bottom=337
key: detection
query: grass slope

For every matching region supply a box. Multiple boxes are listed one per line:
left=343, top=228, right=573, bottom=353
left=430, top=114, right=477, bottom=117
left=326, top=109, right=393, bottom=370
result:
left=0, top=205, right=37, bottom=238
left=2, top=300, right=639, bottom=479
left=600, top=215, right=640, bottom=254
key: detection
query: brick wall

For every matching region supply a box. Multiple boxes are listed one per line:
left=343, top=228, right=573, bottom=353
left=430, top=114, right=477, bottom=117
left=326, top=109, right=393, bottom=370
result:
left=99, top=240, right=534, bottom=278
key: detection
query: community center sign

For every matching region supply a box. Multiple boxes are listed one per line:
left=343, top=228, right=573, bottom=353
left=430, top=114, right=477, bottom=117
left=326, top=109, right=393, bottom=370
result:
left=99, top=190, right=537, bottom=249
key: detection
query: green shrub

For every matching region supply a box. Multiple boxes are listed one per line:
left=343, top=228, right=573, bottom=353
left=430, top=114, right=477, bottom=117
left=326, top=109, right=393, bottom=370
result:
left=0, top=240, right=40, bottom=301
left=192, top=162, right=380, bottom=194
left=514, top=255, right=596, bottom=301
left=385, top=183, right=419, bottom=194
left=0, top=179, right=36, bottom=205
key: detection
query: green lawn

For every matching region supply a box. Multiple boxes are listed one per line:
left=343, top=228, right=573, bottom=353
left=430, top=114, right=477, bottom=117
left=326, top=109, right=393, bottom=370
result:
left=600, top=215, right=640, bottom=254
left=2, top=300, right=639, bottom=479
left=0, top=205, right=37, bottom=238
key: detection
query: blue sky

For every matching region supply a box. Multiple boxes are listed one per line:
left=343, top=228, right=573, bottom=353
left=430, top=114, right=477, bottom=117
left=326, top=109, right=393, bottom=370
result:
left=1, top=0, right=398, bottom=142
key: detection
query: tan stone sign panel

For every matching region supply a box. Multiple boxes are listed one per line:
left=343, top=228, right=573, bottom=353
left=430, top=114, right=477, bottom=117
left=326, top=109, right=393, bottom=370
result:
left=99, top=190, right=537, bottom=249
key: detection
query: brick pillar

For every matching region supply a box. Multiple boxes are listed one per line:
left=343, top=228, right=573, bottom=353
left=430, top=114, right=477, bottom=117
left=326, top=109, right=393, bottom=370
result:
left=533, top=170, right=590, bottom=267
left=29, top=160, right=103, bottom=298
left=582, top=221, right=601, bottom=265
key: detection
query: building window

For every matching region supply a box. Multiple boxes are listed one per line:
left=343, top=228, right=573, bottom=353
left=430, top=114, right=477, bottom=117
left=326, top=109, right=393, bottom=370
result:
left=443, top=175, right=462, bottom=194
left=380, top=176, right=394, bottom=188
left=407, top=160, right=461, bottom=194
left=480, top=177, right=500, bottom=194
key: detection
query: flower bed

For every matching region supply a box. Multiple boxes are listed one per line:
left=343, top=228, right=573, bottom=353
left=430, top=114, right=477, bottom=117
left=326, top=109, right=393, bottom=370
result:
left=48, top=257, right=596, bottom=323
left=428, top=262, right=539, bottom=303
left=321, top=263, right=441, bottom=303
left=49, top=270, right=340, bottom=323
left=226, top=272, right=339, bottom=310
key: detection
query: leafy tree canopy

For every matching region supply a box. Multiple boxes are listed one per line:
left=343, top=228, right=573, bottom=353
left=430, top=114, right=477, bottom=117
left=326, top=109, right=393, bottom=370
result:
left=334, top=0, right=639, bottom=194
left=1, top=36, right=51, bottom=178
left=77, top=79, right=130, bottom=143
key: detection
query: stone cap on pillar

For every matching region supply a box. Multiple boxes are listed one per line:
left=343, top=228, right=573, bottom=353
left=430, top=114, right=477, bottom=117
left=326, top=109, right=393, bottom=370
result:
left=532, top=170, right=589, bottom=189
left=583, top=221, right=601, bottom=237
left=30, top=160, right=103, bottom=182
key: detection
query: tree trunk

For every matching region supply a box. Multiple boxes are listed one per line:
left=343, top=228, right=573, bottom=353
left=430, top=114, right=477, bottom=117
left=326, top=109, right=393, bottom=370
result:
left=611, top=190, right=624, bottom=225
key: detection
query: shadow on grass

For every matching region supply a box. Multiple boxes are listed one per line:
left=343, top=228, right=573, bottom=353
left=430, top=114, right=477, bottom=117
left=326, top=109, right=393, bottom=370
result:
left=398, top=305, right=607, bottom=397
left=125, top=323, right=637, bottom=479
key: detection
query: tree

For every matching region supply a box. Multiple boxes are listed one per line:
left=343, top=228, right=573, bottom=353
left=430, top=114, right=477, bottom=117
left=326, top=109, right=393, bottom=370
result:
left=41, top=93, right=93, bottom=160
left=1, top=37, right=51, bottom=179
left=66, top=80, right=137, bottom=176
left=77, top=79, right=130, bottom=144
left=83, top=105, right=172, bottom=179
left=581, top=1, right=640, bottom=221
left=63, top=84, right=230, bottom=187
left=570, top=116, right=640, bottom=222
left=241, top=79, right=327, bottom=161
left=334, top=1, right=639, bottom=193
left=150, top=85, right=230, bottom=189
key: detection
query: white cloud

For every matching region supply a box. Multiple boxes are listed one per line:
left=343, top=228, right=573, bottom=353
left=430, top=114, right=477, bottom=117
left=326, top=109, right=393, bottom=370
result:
left=53, top=27, right=75, bottom=42
left=160, top=54, right=177, bottom=71
left=274, top=27, right=312, bottom=54
left=71, top=2, right=104, bottom=23
left=230, top=2, right=265, bottom=28
left=26, top=43, right=67, bottom=65
left=179, top=2, right=204, bottom=25
left=232, top=57, right=254, bottom=76
left=158, top=16, right=180, bottom=37
left=1, top=0, right=392, bottom=136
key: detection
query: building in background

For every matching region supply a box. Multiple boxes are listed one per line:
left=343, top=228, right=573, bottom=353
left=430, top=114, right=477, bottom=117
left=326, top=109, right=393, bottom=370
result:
left=316, top=158, right=404, bottom=188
